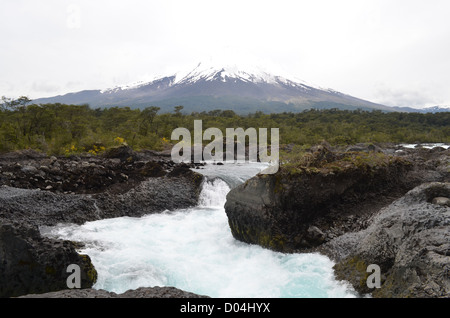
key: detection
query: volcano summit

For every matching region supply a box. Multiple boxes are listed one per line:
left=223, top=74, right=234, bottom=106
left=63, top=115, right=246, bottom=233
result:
left=33, top=61, right=392, bottom=113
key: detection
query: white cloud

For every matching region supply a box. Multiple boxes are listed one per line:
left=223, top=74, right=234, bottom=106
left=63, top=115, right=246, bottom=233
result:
left=374, top=85, right=439, bottom=108
left=1, top=0, right=450, bottom=107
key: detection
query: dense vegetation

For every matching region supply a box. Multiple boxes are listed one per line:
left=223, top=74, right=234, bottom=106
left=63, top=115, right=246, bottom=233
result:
left=0, top=96, right=449, bottom=155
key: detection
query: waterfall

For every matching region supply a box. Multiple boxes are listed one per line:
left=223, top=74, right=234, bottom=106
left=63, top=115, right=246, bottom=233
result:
left=40, top=162, right=357, bottom=298
left=198, top=178, right=231, bottom=208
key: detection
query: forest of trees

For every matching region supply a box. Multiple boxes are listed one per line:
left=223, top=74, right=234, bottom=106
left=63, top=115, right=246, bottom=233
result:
left=0, top=96, right=449, bottom=155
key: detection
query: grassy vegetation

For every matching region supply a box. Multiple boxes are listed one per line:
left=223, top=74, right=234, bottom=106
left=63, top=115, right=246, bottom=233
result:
left=0, top=97, right=448, bottom=156
left=278, top=143, right=411, bottom=177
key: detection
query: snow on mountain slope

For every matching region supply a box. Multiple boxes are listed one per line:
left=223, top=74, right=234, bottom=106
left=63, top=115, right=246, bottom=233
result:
left=422, top=105, right=450, bottom=112
left=391, top=105, right=450, bottom=113
left=174, top=61, right=297, bottom=85
left=101, top=60, right=320, bottom=94
left=33, top=60, right=392, bottom=113
left=100, top=75, right=163, bottom=94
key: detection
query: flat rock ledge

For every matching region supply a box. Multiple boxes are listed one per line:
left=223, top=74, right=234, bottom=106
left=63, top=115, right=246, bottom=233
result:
left=18, top=287, right=209, bottom=298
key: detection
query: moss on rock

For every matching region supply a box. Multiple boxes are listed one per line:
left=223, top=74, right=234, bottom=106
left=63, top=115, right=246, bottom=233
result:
left=333, top=256, right=373, bottom=295
left=79, top=254, right=98, bottom=287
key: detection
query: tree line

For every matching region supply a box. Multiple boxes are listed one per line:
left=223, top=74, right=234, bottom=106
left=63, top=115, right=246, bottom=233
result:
left=0, top=96, right=449, bottom=155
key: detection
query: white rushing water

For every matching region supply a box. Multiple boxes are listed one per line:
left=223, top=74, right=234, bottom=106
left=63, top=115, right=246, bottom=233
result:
left=41, top=162, right=356, bottom=298
left=398, top=143, right=449, bottom=149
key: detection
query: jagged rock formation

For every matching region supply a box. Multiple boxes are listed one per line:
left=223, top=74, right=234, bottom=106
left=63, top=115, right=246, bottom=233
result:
left=224, top=145, right=416, bottom=252
left=322, top=182, right=450, bottom=297
left=0, top=221, right=97, bottom=297
left=224, top=143, right=449, bottom=297
left=0, top=147, right=204, bottom=297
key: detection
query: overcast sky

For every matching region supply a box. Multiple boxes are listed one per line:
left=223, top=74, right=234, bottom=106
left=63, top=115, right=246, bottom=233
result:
left=1, top=0, right=450, bottom=108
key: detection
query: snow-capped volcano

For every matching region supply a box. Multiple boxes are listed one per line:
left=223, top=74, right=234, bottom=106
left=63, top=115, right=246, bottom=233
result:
left=101, top=61, right=316, bottom=92
left=33, top=61, right=392, bottom=113
left=176, top=62, right=276, bottom=84
left=170, top=61, right=313, bottom=88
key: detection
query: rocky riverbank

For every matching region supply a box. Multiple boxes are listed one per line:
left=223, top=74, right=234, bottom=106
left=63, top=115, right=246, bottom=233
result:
left=224, top=142, right=449, bottom=297
left=19, top=286, right=209, bottom=298
left=0, top=146, right=205, bottom=298
left=320, top=182, right=450, bottom=297
left=1, top=143, right=448, bottom=298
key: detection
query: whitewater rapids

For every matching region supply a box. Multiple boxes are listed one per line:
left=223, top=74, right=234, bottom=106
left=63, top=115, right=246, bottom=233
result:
left=41, top=162, right=356, bottom=298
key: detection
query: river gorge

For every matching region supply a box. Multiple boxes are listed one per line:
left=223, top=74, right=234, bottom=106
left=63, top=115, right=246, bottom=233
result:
left=39, top=162, right=357, bottom=298
left=1, top=143, right=448, bottom=298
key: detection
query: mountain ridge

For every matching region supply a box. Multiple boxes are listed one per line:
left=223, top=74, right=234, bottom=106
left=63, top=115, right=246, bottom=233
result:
left=390, top=105, right=450, bottom=113
left=32, top=62, right=405, bottom=114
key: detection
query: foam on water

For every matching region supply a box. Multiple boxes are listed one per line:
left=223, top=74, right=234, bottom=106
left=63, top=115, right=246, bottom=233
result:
left=198, top=178, right=230, bottom=208
left=41, top=162, right=357, bottom=298
left=398, top=143, right=449, bottom=149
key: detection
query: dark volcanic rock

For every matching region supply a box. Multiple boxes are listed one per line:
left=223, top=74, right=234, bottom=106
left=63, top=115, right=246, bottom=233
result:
left=224, top=144, right=448, bottom=254
left=0, top=221, right=97, bottom=298
left=140, top=161, right=167, bottom=177
left=0, top=167, right=203, bottom=228
left=0, top=153, right=204, bottom=227
left=0, top=187, right=100, bottom=227
left=103, top=145, right=137, bottom=162
left=322, top=182, right=450, bottom=298
left=0, top=150, right=205, bottom=298
left=92, top=168, right=203, bottom=220
left=0, top=147, right=187, bottom=195
left=224, top=144, right=449, bottom=297
left=225, top=149, right=414, bottom=252
left=19, top=286, right=209, bottom=298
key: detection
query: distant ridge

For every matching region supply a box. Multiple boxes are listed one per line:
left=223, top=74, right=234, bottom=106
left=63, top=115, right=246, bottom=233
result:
left=390, top=105, right=450, bottom=113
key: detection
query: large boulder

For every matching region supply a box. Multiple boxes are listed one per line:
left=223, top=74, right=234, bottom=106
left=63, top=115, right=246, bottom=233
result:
left=93, top=166, right=204, bottom=219
left=225, top=148, right=414, bottom=252
left=103, top=145, right=137, bottom=162
left=323, top=182, right=450, bottom=298
left=0, top=221, right=97, bottom=298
